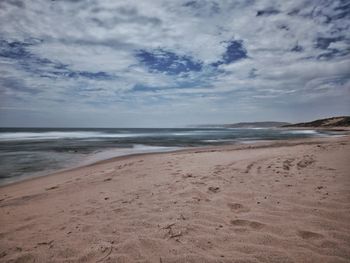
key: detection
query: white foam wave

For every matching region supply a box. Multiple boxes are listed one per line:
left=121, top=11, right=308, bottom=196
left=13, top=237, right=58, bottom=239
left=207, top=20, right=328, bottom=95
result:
left=0, top=131, right=149, bottom=141
left=202, top=139, right=235, bottom=142
left=283, top=130, right=318, bottom=135
left=83, top=144, right=180, bottom=164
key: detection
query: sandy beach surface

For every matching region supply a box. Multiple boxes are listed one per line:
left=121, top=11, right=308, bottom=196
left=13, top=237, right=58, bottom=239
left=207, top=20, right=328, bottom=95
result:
left=1, top=136, right=350, bottom=263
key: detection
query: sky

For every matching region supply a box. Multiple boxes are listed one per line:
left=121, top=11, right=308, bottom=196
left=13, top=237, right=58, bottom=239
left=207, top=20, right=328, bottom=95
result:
left=0, top=0, right=349, bottom=127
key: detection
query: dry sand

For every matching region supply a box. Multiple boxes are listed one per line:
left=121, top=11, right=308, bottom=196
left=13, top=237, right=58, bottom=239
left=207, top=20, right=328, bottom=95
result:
left=1, top=136, right=350, bottom=263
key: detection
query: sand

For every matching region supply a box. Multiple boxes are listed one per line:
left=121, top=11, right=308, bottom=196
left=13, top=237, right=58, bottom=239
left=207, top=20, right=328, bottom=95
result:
left=1, top=136, right=350, bottom=263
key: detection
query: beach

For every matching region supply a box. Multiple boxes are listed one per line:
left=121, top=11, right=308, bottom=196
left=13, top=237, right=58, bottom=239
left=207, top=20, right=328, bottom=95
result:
left=1, top=136, right=350, bottom=262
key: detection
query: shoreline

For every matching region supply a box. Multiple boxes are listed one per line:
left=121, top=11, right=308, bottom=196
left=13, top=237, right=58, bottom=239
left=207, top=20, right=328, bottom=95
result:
left=1, top=127, right=348, bottom=187
left=0, top=145, right=182, bottom=187
left=1, top=135, right=350, bottom=262
left=0, top=135, right=345, bottom=188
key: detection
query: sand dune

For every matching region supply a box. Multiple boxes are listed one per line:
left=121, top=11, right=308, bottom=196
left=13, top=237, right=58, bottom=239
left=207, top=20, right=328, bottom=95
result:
left=1, top=136, right=350, bottom=262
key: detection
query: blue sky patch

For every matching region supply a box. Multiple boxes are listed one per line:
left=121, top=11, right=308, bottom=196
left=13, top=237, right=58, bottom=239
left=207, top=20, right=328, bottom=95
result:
left=223, top=40, right=248, bottom=63
left=182, top=0, right=220, bottom=16
left=0, top=77, right=40, bottom=95
left=315, top=37, right=343, bottom=49
left=256, top=8, right=280, bottom=16
left=54, top=70, right=112, bottom=80
left=291, top=44, right=303, bottom=52
left=212, top=40, right=247, bottom=66
left=132, top=84, right=162, bottom=92
left=333, top=0, right=350, bottom=20
left=317, top=47, right=350, bottom=60
left=135, top=49, right=203, bottom=75
left=0, top=40, right=32, bottom=60
left=0, top=39, right=113, bottom=81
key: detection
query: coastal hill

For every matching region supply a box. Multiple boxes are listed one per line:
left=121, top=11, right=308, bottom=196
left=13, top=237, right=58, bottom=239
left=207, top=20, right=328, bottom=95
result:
left=195, top=121, right=290, bottom=128
left=195, top=116, right=350, bottom=129
left=283, top=116, right=350, bottom=128
left=224, top=121, right=290, bottom=128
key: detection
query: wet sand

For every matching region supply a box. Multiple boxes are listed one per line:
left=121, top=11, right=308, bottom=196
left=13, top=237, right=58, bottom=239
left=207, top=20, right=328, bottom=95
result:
left=1, top=136, right=350, bottom=262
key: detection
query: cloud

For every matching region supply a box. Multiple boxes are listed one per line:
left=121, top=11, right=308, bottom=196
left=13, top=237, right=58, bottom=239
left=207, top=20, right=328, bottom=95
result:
left=0, top=0, right=349, bottom=127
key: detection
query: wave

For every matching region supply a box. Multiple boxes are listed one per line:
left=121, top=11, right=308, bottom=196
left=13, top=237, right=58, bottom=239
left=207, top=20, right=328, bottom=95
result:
left=0, top=130, right=225, bottom=141
left=0, top=131, right=149, bottom=141
left=202, top=139, right=236, bottom=143
left=83, top=144, right=180, bottom=164
left=282, top=130, right=318, bottom=135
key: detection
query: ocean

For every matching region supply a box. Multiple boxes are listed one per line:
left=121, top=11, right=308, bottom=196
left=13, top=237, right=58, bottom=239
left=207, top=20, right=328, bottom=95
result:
left=0, top=127, right=344, bottom=184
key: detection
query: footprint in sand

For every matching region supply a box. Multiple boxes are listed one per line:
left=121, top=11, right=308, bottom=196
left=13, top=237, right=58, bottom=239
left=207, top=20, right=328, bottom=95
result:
left=244, top=162, right=255, bottom=173
left=257, top=166, right=262, bottom=174
left=208, top=186, right=220, bottom=193
left=297, top=155, right=315, bottom=169
left=227, top=203, right=250, bottom=213
left=45, top=185, right=59, bottom=191
left=297, top=230, right=324, bottom=240
left=230, top=219, right=265, bottom=230
left=183, top=173, right=193, bottom=178
left=9, top=253, right=35, bottom=263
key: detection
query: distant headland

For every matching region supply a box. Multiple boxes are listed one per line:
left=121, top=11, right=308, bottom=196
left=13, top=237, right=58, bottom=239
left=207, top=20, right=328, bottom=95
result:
left=195, top=116, right=350, bottom=129
left=283, top=116, right=350, bottom=128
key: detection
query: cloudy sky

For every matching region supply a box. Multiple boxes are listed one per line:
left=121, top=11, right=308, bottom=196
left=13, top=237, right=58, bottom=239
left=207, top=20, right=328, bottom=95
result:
left=0, top=0, right=349, bottom=127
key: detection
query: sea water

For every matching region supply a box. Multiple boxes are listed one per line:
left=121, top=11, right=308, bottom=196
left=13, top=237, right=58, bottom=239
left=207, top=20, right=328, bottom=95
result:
left=0, top=127, right=344, bottom=184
